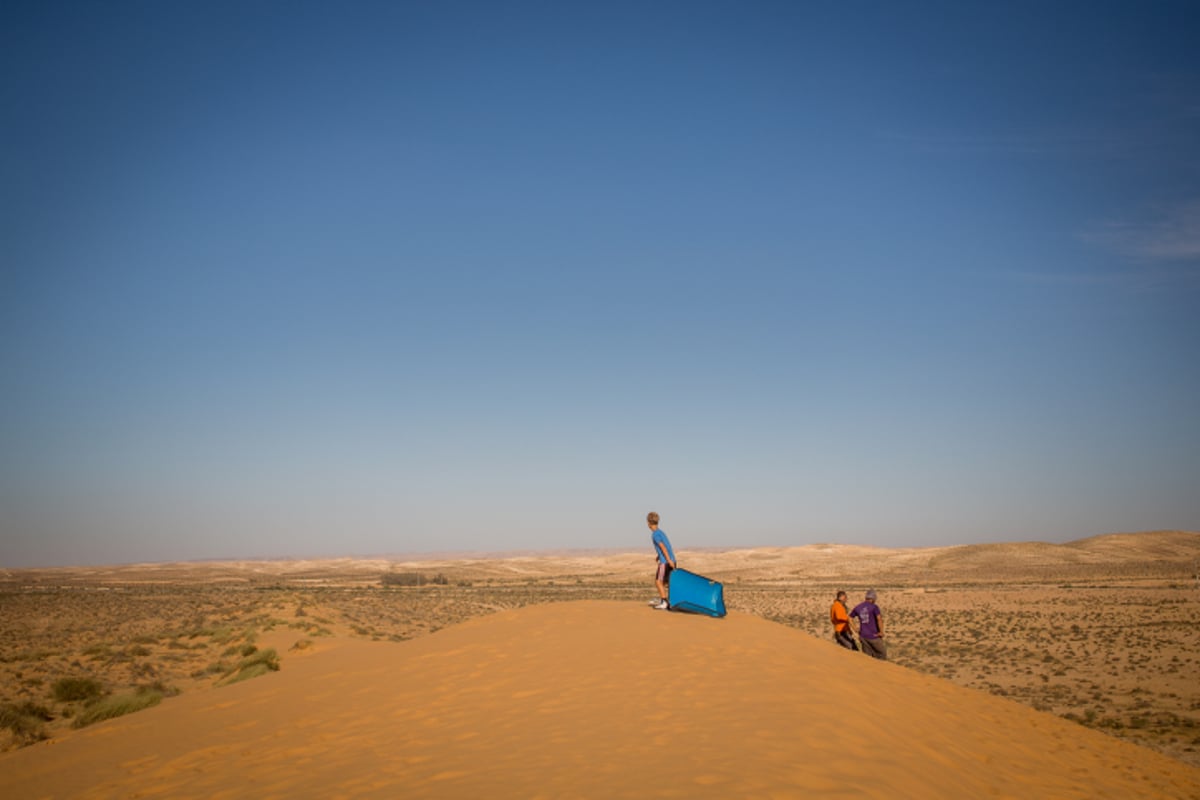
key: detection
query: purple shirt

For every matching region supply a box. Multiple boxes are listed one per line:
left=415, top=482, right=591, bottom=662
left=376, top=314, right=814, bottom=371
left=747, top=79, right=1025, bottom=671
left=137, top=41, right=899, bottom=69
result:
left=851, top=601, right=882, bottom=639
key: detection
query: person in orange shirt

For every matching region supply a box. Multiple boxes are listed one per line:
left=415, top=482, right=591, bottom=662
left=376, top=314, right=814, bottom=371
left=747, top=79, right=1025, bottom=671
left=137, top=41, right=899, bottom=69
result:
left=831, top=590, right=858, bottom=650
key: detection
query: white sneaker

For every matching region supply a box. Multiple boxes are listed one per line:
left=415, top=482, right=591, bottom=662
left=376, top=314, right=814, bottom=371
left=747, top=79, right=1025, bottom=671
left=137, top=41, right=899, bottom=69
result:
left=653, top=600, right=669, bottom=610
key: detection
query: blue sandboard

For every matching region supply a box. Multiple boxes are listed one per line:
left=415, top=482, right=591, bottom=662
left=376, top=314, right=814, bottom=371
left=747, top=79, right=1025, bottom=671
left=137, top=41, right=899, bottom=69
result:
left=668, top=568, right=726, bottom=617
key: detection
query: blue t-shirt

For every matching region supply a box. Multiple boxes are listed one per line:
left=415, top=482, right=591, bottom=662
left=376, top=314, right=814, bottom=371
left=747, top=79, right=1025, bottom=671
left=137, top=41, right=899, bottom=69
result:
left=851, top=601, right=881, bottom=639
left=651, top=528, right=676, bottom=564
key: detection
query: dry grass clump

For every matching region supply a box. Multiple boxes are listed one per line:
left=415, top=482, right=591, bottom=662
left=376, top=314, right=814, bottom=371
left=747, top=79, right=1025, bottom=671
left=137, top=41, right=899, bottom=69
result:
left=0, top=701, right=53, bottom=746
left=216, top=648, right=280, bottom=686
left=71, top=688, right=162, bottom=729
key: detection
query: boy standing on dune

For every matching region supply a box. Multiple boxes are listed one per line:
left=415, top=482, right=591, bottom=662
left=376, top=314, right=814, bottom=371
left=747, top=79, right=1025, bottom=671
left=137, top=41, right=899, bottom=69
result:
left=647, top=511, right=676, bottom=610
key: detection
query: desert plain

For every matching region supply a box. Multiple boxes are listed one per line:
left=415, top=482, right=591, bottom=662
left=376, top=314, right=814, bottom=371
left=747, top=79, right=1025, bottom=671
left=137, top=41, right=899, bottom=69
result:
left=1, top=530, right=1198, bottom=798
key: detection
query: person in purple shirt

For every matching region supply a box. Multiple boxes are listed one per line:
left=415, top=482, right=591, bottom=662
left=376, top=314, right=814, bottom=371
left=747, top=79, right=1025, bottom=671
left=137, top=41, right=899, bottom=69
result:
left=851, top=589, right=887, bottom=660
left=647, top=511, right=676, bottom=610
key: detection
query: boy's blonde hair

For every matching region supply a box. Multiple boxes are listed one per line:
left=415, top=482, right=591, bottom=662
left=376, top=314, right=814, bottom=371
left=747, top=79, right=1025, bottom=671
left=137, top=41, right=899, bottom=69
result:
left=647, top=511, right=660, bottom=526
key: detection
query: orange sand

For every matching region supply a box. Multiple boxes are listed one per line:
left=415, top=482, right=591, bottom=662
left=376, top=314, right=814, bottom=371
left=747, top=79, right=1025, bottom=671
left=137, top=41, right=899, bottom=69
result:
left=2, top=601, right=1197, bottom=799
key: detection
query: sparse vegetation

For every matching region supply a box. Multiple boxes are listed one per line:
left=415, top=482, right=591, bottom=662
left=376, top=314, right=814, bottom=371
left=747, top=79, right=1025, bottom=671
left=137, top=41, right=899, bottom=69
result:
left=1, top=535, right=1198, bottom=765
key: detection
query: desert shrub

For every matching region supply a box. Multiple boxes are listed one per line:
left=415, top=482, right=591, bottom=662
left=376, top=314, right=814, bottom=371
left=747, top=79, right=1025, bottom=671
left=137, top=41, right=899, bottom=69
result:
left=9, top=701, right=53, bottom=721
left=217, top=648, right=280, bottom=686
left=240, top=644, right=258, bottom=657
left=130, top=662, right=159, bottom=680
left=0, top=702, right=53, bottom=746
left=52, top=677, right=104, bottom=703
left=72, top=689, right=162, bottom=729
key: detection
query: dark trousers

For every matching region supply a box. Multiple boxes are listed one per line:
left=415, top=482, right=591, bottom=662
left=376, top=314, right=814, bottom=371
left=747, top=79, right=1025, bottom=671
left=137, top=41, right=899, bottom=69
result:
left=860, top=636, right=887, bottom=660
left=834, top=629, right=859, bottom=651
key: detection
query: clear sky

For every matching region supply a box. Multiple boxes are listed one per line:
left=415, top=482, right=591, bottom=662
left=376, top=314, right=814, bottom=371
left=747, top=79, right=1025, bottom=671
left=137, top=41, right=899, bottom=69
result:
left=2, top=1, right=1198, bottom=567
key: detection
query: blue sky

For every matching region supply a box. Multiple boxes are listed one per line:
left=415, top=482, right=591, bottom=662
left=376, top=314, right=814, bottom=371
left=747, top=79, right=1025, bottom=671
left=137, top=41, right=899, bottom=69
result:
left=2, top=1, right=1198, bottom=567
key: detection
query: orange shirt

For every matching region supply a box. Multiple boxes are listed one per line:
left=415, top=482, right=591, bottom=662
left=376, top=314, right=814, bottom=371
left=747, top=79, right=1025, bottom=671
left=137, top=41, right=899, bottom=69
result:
left=830, top=600, right=850, bottom=633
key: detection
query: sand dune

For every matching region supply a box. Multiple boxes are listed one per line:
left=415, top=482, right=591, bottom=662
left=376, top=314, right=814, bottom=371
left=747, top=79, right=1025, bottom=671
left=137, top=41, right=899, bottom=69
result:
left=2, top=600, right=1196, bottom=799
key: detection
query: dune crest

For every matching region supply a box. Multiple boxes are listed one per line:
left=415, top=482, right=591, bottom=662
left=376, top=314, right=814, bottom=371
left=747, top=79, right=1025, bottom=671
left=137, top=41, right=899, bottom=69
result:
left=1, top=600, right=1197, bottom=798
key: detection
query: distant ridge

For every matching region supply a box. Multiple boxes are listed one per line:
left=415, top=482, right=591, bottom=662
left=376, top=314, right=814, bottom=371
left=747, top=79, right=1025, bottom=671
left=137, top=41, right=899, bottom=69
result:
left=3, top=530, right=1195, bottom=586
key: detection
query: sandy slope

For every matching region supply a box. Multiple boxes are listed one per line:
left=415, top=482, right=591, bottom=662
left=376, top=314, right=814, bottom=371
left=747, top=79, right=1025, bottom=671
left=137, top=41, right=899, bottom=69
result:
left=1, top=601, right=1197, bottom=799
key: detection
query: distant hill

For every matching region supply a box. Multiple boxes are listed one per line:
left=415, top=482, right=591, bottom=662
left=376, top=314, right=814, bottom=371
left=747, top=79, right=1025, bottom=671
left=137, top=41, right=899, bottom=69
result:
left=3, top=531, right=1196, bottom=587
left=1066, top=530, right=1200, bottom=559
left=915, top=530, right=1199, bottom=580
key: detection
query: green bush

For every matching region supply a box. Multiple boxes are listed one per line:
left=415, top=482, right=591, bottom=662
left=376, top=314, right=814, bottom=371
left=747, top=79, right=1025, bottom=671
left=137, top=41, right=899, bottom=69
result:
left=72, top=690, right=162, bottom=729
left=52, top=677, right=104, bottom=703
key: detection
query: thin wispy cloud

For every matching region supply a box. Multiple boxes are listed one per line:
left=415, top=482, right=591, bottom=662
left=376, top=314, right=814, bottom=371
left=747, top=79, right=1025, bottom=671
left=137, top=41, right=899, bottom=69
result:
left=1084, top=201, right=1200, bottom=263
left=1002, top=265, right=1200, bottom=293
left=1000, top=203, right=1200, bottom=292
left=876, top=126, right=1133, bottom=159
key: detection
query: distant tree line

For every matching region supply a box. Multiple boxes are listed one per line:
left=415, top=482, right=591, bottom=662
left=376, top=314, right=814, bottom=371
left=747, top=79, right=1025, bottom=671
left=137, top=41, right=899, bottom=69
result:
left=380, top=571, right=449, bottom=587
